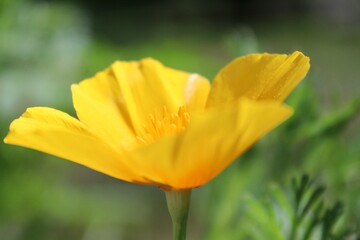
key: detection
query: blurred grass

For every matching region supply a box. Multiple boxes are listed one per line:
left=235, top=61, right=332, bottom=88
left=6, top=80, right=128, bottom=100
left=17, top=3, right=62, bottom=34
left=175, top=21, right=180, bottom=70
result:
left=0, top=0, right=359, bottom=239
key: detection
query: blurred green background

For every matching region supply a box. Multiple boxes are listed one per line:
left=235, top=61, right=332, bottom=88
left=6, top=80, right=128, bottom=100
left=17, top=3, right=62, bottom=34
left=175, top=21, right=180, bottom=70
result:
left=1, top=0, right=359, bottom=239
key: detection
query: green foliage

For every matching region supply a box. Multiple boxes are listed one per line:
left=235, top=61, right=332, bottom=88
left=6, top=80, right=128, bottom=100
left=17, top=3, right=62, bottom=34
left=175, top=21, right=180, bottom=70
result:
left=208, top=175, right=359, bottom=240
left=206, top=80, right=360, bottom=239
left=289, top=175, right=357, bottom=240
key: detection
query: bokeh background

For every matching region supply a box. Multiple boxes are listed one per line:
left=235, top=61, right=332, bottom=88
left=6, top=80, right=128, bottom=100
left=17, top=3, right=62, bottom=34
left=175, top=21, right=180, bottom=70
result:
left=1, top=0, right=359, bottom=239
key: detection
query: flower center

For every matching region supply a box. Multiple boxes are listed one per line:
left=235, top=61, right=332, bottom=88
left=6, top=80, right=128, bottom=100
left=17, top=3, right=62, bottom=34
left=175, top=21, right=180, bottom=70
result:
left=137, top=106, right=190, bottom=144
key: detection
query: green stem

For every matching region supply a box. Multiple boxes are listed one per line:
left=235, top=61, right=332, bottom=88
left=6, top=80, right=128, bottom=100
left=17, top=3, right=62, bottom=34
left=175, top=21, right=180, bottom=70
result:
left=165, top=189, right=192, bottom=240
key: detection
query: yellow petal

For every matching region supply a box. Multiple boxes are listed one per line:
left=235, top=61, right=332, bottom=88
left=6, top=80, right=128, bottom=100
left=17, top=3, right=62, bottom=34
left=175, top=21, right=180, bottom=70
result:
left=111, top=58, right=210, bottom=131
left=207, top=51, right=310, bottom=107
left=74, top=59, right=210, bottom=142
left=4, top=107, right=147, bottom=183
left=182, top=73, right=211, bottom=113
left=72, top=71, right=138, bottom=149
left=132, top=99, right=293, bottom=189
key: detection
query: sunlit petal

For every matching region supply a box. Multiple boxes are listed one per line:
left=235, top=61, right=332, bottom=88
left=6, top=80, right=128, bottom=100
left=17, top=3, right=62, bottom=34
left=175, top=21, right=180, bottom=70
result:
left=183, top=73, right=211, bottom=113
left=112, top=58, right=211, bottom=130
left=72, top=73, right=138, bottom=149
left=207, top=51, right=310, bottom=107
left=133, top=99, right=293, bottom=189
left=4, top=107, right=147, bottom=183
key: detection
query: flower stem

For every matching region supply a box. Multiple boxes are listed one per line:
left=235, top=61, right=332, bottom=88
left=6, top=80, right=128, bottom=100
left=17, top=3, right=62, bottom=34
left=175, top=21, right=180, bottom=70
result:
left=165, top=189, right=192, bottom=240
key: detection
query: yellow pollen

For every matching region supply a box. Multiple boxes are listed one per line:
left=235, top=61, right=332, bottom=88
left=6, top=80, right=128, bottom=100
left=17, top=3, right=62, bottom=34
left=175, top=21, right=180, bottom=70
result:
left=137, top=106, right=190, bottom=144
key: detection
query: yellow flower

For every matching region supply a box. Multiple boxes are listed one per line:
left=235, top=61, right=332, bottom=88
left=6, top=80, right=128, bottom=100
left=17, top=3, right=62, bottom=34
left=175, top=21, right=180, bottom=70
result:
left=4, top=51, right=310, bottom=190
